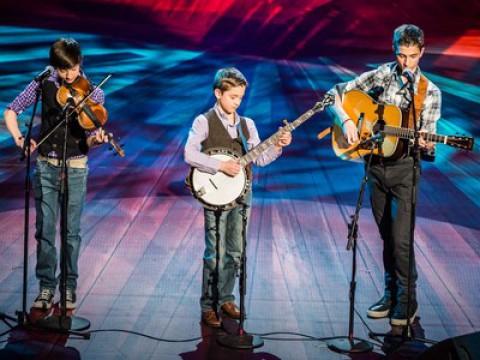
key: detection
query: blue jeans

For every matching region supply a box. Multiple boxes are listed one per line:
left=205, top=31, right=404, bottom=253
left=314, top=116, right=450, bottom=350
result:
left=200, top=192, right=251, bottom=311
left=33, top=159, right=88, bottom=291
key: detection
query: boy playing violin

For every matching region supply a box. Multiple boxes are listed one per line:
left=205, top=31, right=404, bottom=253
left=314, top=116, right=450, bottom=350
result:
left=4, top=38, right=107, bottom=310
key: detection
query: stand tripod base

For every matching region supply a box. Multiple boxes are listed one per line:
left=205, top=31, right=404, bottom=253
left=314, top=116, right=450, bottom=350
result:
left=36, top=314, right=90, bottom=332
left=327, top=337, right=373, bottom=353
left=217, top=333, right=264, bottom=349
left=0, top=311, right=18, bottom=325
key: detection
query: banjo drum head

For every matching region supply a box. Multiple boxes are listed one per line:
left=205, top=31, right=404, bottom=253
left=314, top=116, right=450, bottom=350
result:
left=191, top=149, right=248, bottom=210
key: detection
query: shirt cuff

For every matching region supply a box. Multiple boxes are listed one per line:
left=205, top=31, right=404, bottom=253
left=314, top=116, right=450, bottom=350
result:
left=6, top=106, right=21, bottom=115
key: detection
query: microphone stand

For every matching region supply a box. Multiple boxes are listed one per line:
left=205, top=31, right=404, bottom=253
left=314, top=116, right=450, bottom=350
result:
left=213, top=209, right=222, bottom=325
left=403, top=77, right=420, bottom=339
left=0, top=81, right=42, bottom=332
left=327, top=118, right=378, bottom=354
left=217, top=202, right=263, bottom=349
left=34, top=101, right=90, bottom=337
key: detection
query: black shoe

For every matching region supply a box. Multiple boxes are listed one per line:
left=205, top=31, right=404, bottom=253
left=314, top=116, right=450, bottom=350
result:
left=390, top=302, right=418, bottom=326
left=367, top=296, right=392, bottom=318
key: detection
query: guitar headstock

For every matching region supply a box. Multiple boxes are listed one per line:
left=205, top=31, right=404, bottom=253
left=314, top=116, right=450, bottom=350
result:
left=446, top=135, right=474, bottom=151
left=313, top=93, right=335, bottom=112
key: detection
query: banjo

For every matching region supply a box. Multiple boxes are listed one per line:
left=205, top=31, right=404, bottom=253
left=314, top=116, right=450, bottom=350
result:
left=188, top=93, right=334, bottom=210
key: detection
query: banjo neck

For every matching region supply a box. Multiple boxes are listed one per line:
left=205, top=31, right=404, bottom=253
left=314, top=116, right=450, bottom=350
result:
left=239, top=94, right=334, bottom=167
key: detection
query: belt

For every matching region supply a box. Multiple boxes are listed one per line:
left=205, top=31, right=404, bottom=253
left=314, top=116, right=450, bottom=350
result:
left=367, top=152, right=414, bottom=166
left=37, top=155, right=88, bottom=169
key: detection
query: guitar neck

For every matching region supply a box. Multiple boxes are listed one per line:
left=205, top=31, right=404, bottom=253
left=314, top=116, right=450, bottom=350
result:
left=383, top=125, right=448, bottom=144
left=239, top=108, right=317, bottom=166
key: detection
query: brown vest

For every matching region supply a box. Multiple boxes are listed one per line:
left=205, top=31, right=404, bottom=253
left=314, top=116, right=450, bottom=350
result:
left=201, top=108, right=250, bottom=155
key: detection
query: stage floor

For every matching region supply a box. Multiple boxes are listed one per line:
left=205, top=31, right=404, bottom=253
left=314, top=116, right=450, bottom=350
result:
left=0, top=26, right=479, bottom=359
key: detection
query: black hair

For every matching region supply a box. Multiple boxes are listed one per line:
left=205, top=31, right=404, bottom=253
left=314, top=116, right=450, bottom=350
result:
left=49, top=38, right=82, bottom=69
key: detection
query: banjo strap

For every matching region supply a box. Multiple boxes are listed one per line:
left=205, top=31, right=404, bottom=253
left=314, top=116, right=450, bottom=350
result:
left=237, top=118, right=249, bottom=153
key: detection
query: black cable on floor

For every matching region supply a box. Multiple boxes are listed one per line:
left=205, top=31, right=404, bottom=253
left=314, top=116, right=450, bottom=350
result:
left=354, top=307, right=385, bottom=346
left=78, top=328, right=385, bottom=350
left=0, top=326, right=387, bottom=350
left=85, top=329, right=203, bottom=343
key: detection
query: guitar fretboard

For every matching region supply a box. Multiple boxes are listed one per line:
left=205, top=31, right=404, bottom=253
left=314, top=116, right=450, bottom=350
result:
left=383, top=125, right=448, bottom=144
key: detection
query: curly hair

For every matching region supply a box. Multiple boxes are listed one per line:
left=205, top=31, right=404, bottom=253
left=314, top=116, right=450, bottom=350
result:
left=393, top=24, right=424, bottom=51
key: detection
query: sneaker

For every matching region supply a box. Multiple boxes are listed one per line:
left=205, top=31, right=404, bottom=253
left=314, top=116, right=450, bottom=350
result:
left=32, top=288, right=54, bottom=310
left=60, top=289, right=77, bottom=310
left=390, top=302, right=418, bottom=326
left=367, top=295, right=392, bottom=318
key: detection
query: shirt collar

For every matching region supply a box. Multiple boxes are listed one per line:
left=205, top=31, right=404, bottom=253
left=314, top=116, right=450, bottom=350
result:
left=391, top=62, right=422, bottom=82
left=213, top=102, right=239, bottom=126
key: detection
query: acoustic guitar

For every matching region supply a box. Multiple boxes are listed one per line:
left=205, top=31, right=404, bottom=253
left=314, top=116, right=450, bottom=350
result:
left=331, top=89, right=474, bottom=161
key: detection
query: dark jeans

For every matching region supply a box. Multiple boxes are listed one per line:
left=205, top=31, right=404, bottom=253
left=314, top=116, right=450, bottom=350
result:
left=200, top=192, right=251, bottom=311
left=33, top=159, right=88, bottom=292
left=367, top=156, right=420, bottom=305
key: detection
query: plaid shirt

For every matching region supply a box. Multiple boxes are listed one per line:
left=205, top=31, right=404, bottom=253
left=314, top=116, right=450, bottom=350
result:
left=7, top=69, right=105, bottom=115
left=7, top=70, right=105, bottom=159
left=330, top=62, right=441, bottom=134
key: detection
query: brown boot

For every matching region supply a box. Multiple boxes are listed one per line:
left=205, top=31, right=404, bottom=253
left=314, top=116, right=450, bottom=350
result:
left=221, top=302, right=240, bottom=319
left=202, top=309, right=221, bottom=328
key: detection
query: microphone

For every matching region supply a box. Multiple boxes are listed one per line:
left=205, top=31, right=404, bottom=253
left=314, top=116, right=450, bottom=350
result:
left=61, top=94, right=76, bottom=113
left=402, top=69, right=415, bottom=83
left=359, top=132, right=384, bottom=146
left=34, top=66, right=54, bottom=82
left=396, top=69, right=416, bottom=94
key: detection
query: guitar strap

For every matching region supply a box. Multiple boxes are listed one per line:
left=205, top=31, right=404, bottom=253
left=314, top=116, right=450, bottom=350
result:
left=407, top=74, right=429, bottom=129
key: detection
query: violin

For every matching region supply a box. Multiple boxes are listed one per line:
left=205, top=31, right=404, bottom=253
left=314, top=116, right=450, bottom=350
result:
left=56, top=75, right=125, bottom=157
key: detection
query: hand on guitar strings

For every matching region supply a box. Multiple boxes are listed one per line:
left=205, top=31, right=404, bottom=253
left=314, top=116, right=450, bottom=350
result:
left=342, top=119, right=359, bottom=145
left=219, top=159, right=241, bottom=177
